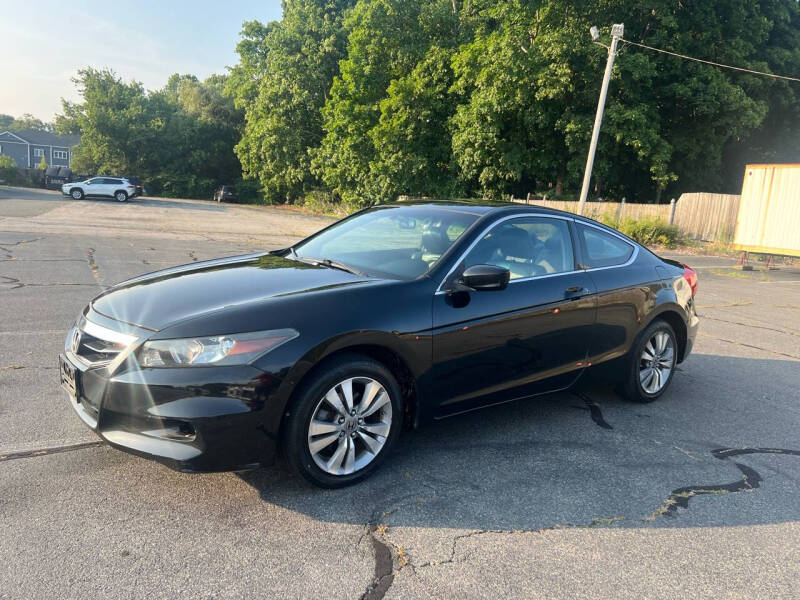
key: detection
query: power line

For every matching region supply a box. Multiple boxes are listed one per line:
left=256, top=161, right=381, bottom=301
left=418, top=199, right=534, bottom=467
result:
left=621, top=38, right=800, bottom=83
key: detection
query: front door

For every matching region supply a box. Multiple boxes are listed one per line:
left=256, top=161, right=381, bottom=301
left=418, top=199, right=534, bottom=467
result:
left=84, top=178, right=103, bottom=196
left=429, top=216, right=596, bottom=418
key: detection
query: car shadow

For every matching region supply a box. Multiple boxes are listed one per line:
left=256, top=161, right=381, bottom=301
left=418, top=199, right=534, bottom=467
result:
left=238, top=355, right=800, bottom=531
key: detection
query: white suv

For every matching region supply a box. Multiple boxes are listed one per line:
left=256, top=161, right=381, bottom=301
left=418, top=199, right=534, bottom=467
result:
left=62, top=177, right=136, bottom=202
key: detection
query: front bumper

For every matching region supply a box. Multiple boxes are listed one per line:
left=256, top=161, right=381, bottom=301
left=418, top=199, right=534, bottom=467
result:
left=59, top=352, right=282, bottom=472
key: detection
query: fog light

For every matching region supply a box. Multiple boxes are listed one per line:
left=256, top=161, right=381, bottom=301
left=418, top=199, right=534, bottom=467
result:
left=143, top=420, right=196, bottom=442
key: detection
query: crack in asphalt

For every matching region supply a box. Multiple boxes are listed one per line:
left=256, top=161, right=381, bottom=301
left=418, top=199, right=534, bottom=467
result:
left=699, top=333, right=800, bottom=360
left=396, top=447, right=800, bottom=576
left=647, top=447, right=800, bottom=519
left=0, top=441, right=104, bottom=462
left=360, top=483, right=438, bottom=600
left=702, top=315, right=800, bottom=338
left=0, top=236, right=44, bottom=259
left=86, top=247, right=105, bottom=288
left=361, top=524, right=395, bottom=600
left=0, top=274, right=97, bottom=290
left=571, top=392, right=614, bottom=429
left=0, top=275, right=22, bottom=289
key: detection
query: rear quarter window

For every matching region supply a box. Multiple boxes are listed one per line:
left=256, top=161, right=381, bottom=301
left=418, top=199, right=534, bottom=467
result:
left=579, top=225, right=634, bottom=268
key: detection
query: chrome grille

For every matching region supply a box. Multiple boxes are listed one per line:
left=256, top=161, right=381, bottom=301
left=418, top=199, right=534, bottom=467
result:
left=76, top=331, right=126, bottom=366
left=67, top=318, right=137, bottom=368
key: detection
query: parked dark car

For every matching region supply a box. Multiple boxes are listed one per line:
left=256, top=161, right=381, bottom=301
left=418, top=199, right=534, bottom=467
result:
left=59, top=202, right=699, bottom=487
left=214, top=185, right=238, bottom=203
left=44, top=166, right=74, bottom=190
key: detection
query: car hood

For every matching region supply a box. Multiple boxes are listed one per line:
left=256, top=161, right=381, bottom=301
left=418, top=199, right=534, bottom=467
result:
left=91, top=253, right=373, bottom=331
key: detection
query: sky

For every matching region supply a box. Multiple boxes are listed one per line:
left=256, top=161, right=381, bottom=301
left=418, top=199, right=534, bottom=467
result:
left=0, top=0, right=283, bottom=122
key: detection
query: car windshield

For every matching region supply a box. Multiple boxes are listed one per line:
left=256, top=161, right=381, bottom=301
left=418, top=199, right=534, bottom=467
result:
left=293, top=206, right=478, bottom=280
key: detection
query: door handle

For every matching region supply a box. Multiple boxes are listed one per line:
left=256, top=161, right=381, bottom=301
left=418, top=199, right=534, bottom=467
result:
left=564, top=286, right=589, bottom=299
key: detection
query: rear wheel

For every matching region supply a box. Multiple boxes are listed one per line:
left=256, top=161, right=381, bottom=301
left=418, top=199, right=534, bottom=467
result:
left=70, top=188, right=84, bottom=200
left=115, top=191, right=128, bottom=202
left=282, top=354, right=402, bottom=487
left=619, top=319, right=677, bottom=403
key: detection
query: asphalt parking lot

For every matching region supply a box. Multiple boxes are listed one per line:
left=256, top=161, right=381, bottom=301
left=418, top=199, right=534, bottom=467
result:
left=1, top=187, right=799, bottom=599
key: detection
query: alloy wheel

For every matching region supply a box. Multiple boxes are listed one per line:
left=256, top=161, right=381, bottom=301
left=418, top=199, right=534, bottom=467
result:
left=116, top=192, right=127, bottom=202
left=307, top=376, right=392, bottom=476
left=71, top=190, right=82, bottom=200
left=639, top=330, right=675, bottom=394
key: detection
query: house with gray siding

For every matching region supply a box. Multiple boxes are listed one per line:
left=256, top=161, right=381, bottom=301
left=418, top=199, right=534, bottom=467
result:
left=0, top=130, right=80, bottom=168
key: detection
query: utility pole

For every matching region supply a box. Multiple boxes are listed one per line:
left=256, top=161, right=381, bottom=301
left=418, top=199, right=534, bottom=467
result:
left=578, top=23, right=624, bottom=216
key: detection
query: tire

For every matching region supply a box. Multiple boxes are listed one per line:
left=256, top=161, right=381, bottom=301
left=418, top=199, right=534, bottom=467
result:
left=70, top=188, right=84, bottom=200
left=282, top=353, right=403, bottom=488
left=619, top=319, right=678, bottom=403
left=115, top=191, right=128, bottom=202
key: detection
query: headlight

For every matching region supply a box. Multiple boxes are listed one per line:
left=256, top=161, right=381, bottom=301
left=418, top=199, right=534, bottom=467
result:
left=137, top=329, right=298, bottom=367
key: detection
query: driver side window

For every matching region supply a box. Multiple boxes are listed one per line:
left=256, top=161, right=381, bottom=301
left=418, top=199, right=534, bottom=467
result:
left=463, top=217, right=575, bottom=280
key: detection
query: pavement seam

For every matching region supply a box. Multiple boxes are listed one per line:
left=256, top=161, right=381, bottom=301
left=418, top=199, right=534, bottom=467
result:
left=0, top=441, right=104, bottom=462
left=698, top=332, right=800, bottom=360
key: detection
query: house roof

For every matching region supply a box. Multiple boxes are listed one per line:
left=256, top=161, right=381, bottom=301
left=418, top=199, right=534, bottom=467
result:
left=6, top=129, right=81, bottom=147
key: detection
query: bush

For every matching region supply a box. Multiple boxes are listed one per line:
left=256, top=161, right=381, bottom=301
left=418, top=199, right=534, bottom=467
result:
left=232, top=178, right=264, bottom=204
left=298, top=190, right=351, bottom=217
left=600, top=214, right=682, bottom=248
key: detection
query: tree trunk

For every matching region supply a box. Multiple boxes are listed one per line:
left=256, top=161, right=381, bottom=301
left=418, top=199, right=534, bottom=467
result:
left=555, top=166, right=565, bottom=196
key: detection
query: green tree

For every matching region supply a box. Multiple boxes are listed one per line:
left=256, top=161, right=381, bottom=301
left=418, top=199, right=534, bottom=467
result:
left=229, top=0, right=355, bottom=203
left=226, top=20, right=276, bottom=111
left=314, top=0, right=460, bottom=206
left=8, top=113, right=53, bottom=132
left=36, top=156, right=47, bottom=170
left=56, top=68, right=149, bottom=175
left=56, top=68, right=243, bottom=198
left=0, top=155, right=16, bottom=168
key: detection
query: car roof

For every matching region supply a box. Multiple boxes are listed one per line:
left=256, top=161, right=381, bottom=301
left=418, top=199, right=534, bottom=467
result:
left=388, top=199, right=581, bottom=219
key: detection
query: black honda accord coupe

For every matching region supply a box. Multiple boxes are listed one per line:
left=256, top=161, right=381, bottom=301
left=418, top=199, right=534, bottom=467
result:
left=60, top=202, right=699, bottom=487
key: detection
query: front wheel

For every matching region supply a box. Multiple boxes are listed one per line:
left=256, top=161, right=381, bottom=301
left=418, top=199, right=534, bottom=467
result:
left=115, top=191, right=128, bottom=202
left=282, top=354, right=402, bottom=487
left=619, top=319, right=678, bottom=403
left=70, top=188, right=84, bottom=200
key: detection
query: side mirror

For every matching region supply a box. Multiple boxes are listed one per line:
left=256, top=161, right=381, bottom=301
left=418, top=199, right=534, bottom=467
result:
left=459, top=264, right=510, bottom=291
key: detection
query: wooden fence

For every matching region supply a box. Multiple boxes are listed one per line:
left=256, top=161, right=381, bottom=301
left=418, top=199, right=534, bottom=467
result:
left=511, top=194, right=739, bottom=242
left=510, top=198, right=671, bottom=221
left=401, top=192, right=740, bottom=242
left=672, top=193, right=740, bottom=242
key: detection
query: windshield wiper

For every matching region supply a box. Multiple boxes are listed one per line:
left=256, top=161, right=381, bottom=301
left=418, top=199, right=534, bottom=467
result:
left=304, top=257, right=365, bottom=276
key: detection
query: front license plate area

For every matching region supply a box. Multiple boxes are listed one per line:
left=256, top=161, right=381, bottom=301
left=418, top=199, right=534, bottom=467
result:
left=59, top=355, right=80, bottom=402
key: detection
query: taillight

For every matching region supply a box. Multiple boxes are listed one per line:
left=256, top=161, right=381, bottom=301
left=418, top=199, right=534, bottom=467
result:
left=683, top=265, right=698, bottom=297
